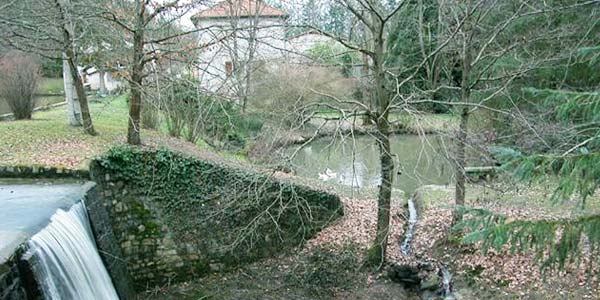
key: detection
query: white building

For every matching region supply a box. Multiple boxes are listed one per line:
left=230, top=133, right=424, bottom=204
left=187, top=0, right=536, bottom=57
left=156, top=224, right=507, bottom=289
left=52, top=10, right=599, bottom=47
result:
left=83, top=68, right=122, bottom=93
left=192, top=0, right=358, bottom=98
left=192, top=0, right=290, bottom=94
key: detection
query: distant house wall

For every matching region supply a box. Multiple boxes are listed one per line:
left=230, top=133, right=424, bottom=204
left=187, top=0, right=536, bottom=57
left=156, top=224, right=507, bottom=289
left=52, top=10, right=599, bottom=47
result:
left=195, top=17, right=288, bottom=93
left=83, top=69, right=123, bottom=92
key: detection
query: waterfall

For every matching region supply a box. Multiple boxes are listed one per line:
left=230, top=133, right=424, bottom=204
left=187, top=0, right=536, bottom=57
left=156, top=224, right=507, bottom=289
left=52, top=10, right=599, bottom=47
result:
left=27, top=201, right=119, bottom=300
left=440, top=264, right=455, bottom=300
left=400, top=197, right=418, bottom=255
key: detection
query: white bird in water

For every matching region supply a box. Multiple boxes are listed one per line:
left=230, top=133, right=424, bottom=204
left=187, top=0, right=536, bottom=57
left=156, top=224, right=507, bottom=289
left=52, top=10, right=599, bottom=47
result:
left=318, top=168, right=337, bottom=181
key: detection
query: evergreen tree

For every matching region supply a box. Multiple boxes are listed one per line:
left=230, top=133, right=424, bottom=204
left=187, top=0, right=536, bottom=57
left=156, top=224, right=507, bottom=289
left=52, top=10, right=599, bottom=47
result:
left=458, top=45, right=600, bottom=271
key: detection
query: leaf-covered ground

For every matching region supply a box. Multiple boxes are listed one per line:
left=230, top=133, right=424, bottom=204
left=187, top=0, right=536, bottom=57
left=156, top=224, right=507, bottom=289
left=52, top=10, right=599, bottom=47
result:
left=144, top=179, right=600, bottom=300
left=415, top=182, right=600, bottom=299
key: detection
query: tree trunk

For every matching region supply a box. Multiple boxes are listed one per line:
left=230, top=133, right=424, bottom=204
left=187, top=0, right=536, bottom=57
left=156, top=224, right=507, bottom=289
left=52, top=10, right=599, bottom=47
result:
left=56, top=0, right=95, bottom=135
left=98, top=69, right=108, bottom=95
left=127, top=25, right=144, bottom=145
left=370, top=117, right=394, bottom=266
left=367, top=20, right=394, bottom=267
left=65, top=52, right=95, bottom=135
left=453, top=107, right=469, bottom=223
left=453, top=38, right=472, bottom=223
left=63, top=55, right=81, bottom=126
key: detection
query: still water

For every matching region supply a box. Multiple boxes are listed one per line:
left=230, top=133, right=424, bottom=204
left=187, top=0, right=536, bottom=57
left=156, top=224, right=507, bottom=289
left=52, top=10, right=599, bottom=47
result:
left=289, top=135, right=454, bottom=195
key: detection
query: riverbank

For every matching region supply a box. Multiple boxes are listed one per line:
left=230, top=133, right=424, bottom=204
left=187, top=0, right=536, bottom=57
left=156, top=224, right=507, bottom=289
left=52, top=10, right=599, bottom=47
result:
left=249, top=113, right=458, bottom=161
left=140, top=177, right=600, bottom=300
left=139, top=194, right=418, bottom=300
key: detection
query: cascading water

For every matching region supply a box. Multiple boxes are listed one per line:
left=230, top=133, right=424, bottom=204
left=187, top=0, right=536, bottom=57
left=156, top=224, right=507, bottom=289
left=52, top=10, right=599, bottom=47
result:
left=440, top=264, right=455, bottom=300
left=398, top=190, right=457, bottom=299
left=27, top=201, right=119, bottom=300
left=400, top=197, right=418, bottom=255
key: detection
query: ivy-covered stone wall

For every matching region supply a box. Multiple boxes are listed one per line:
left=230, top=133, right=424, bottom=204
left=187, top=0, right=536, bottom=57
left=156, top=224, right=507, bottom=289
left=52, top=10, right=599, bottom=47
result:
left=89, top=147, right=343, bottom=292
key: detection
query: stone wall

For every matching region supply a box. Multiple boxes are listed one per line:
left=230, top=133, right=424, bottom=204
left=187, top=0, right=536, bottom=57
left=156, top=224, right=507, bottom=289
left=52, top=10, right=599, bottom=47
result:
left=0, top=253, right=26, bottom=300
left=0, top=165, right=88, bottom=179
left=88, top=147, right=343, bottom=292
left=84, top=184, right=136, bottom=300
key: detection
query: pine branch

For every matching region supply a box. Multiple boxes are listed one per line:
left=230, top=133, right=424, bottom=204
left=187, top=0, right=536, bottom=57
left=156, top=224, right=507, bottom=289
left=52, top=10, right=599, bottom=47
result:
left=456, top=207, right=600, bottom=271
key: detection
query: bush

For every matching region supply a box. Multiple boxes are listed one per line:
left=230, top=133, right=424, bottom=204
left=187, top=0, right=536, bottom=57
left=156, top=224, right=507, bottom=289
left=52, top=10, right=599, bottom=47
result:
left=156, top=77, right=262, bottom=149
left=306, top=42, right=360, bottom=78
left=0, top=51, right=41, bottom=119
left=40, top=58, right=62, bottom=78
left=160, top=77, right=220, bottom=143
left=141, top=98, right=160, bottom=130
left=251, top=63, right=355, bottom=128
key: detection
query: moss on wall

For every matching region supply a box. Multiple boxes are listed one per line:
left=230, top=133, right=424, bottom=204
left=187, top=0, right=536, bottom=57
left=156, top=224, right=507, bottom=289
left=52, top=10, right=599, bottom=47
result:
left=89, top=146, right=343, bottom=291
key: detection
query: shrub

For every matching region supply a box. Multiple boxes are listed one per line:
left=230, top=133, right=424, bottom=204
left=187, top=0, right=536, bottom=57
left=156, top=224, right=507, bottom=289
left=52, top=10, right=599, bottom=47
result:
left=40, top=58, right=62, bottom=78
left=160, top=77, right=216, bottom=143
left=157, top=77, right=262, bottom=149
left=0, top=51, right=41, bottom=119
left=251, top=63, right=355, bottom=128
left=141, top=98, right=160, bottom=130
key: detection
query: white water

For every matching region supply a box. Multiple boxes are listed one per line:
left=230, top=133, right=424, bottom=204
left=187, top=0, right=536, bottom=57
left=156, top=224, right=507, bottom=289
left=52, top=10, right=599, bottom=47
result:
left=27, top=201, right=119, bottom=300
left=400, top=197, right=418, bottom=255
left=440, top=265, right=455, bottom=300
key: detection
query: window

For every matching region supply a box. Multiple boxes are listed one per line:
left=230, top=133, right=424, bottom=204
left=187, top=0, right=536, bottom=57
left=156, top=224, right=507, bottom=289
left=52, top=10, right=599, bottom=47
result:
left=225, top=61, right=233, bottom=76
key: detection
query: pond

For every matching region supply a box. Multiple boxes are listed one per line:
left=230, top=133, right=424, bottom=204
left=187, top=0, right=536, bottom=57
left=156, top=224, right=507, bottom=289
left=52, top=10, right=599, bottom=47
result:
left=288, top=135, right=454, bottom=196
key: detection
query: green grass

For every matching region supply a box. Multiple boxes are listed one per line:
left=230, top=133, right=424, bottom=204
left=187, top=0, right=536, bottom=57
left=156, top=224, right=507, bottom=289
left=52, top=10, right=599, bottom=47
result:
left=390, top=112, right=458, bottom=133
left=312, top=110, right=458, bottom=133
left=0, top=95, right=155, bottom=168
left=0, top=94, right=236, bottom=169
left=38, top=77, right=64, bottom=94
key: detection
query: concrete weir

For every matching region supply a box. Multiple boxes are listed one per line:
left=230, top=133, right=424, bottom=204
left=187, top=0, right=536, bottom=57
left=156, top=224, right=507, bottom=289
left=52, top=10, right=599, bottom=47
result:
left=0, top=149, right=342, bottom=299
left=0, top=179, right=133, bottom=300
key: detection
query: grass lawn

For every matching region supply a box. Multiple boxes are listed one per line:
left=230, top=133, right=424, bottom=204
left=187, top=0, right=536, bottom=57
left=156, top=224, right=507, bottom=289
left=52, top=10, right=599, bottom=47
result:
left=38, top=77, right=64, bottom=94
left=419, top=178, right=600, bottom=218
left=389, top=112, right=458, bottom=133
left=307, top=111, right=458, bottom=135
left=0, top=95, right=221, bottom=169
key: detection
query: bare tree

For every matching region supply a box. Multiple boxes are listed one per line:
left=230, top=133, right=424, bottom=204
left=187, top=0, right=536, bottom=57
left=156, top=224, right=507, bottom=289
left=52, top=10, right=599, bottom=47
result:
left=412, top=0, right=600, bottom=222
left=0, top=0, right=96, bottom=134
left=292, top=0, right=412, bottom=267
left=56, top=0, right=96, bottom=134
left=101, top=0, right=216, bottom=145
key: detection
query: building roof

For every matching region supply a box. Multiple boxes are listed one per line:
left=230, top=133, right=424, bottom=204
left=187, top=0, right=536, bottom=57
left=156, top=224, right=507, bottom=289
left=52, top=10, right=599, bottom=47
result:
left=194, top=0, right=288, bottom=20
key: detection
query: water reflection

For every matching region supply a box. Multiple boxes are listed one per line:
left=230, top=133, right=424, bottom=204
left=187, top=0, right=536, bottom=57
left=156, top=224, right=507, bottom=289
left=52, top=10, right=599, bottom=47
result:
left=289, top=135, right=453, bottom=195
